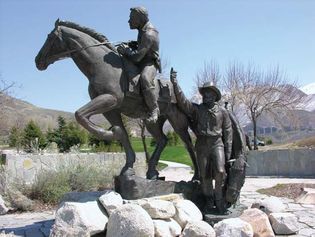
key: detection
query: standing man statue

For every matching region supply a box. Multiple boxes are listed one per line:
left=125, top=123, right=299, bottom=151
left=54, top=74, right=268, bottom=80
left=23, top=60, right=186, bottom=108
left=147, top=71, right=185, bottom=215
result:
left=117, top=6, right=161, bottom=123
left=170, top=68, right=233, bottom=214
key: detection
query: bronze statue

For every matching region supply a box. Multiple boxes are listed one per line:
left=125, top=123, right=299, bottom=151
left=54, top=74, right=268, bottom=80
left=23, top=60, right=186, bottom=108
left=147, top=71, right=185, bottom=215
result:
left=35, top=19, right=199, bottom=181
left=117, top=7, right=161, bottom=123
left=170, top=69, right=233, bottom=214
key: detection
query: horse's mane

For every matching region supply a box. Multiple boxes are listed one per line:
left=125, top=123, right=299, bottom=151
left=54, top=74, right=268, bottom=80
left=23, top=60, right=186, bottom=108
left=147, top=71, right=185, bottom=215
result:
left=58, top=20, right=116, bottom=51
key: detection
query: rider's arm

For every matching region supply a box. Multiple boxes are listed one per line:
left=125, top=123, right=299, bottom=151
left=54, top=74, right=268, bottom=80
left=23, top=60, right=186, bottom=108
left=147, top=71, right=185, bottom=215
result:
left=125, top=32, right=153, bottom=62
left=222, top=108, right=233, bottom=162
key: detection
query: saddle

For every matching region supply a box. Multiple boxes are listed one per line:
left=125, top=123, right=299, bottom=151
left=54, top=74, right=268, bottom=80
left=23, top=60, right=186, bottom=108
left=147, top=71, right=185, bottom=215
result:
left=121, top=57, right=176, bottom=103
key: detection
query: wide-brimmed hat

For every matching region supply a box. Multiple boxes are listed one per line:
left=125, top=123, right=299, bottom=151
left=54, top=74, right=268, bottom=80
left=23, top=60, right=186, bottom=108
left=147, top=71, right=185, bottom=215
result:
left=198, top=82, right=222, bottom=102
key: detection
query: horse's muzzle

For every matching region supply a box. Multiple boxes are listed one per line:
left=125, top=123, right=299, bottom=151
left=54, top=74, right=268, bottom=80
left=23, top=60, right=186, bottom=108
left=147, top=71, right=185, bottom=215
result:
left=35, top=54, right=47, bottom=71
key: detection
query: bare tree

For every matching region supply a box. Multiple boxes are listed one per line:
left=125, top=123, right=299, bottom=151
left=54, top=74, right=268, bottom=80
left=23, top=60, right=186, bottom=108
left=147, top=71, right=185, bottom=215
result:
left=223, top=61, right=244, bottom=112
left=0, top=77, right=15, bottom=108
left=194, top=60, right=221, bottom=88
left=190, top=60, right=221, bottom=104
left=223, top=63, right=306, bottom=149
left=0, top=75, right=16, bottom=140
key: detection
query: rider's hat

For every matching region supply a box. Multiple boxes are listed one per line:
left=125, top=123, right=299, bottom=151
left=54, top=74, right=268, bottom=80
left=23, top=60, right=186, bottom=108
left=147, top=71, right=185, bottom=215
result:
left=198, top=82, right=222, bottom=102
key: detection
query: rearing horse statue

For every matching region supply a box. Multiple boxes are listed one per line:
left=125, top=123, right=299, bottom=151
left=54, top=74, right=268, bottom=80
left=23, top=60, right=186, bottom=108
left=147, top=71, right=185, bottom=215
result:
left=35, top=20, right=198, bottom=180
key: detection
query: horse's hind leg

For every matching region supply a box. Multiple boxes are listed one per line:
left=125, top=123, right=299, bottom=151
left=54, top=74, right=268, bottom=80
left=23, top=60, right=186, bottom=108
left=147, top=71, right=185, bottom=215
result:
left=104, top=110, right=136, bottom=174
left=145, top=116, right=167, bottom=179
left=167, top=105, right=199, bottom=181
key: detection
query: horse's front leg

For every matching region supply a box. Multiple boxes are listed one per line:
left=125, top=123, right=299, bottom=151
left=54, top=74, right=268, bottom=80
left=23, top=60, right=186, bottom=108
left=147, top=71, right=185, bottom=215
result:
left=75, top=94, right=123, bottom=141
left=104, top=111, right=136, bottom=175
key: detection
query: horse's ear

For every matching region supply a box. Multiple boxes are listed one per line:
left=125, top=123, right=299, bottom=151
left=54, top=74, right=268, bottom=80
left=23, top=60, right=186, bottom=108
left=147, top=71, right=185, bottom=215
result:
left=55, top=18, right=60, bottom=28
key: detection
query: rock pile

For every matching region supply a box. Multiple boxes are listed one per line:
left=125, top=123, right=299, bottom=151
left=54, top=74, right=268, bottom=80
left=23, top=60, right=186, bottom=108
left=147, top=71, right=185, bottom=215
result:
left=50, top=191, right=211, bottom=237
left=49, top=191, right=300, bottom=237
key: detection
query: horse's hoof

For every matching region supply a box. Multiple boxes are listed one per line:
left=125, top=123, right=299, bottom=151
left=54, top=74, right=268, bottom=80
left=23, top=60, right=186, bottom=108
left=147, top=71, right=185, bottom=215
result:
left=191, top=174, right=200, bottom=183
left=146, top=170, right=159, bottom=180
left=120, top=167, right=135, bottom=176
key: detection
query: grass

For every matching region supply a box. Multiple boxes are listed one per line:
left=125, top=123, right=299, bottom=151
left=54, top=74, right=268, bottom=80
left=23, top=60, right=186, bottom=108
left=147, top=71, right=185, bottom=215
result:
left=157, top=162, right=167, bottom=170
left=130, top=137, right=193, bottom=167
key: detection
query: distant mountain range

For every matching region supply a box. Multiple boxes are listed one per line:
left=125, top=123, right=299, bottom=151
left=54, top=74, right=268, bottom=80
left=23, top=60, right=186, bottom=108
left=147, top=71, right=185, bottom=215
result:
left=300, top=82, right=315, bottom=95
left=0, top=94, right=110, bottom=139
left=1, top=82, right=314, bottom=141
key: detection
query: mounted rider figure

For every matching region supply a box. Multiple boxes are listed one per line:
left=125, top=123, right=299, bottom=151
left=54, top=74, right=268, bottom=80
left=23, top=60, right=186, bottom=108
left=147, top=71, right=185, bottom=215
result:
left=117, top=6, right=161, bottom=123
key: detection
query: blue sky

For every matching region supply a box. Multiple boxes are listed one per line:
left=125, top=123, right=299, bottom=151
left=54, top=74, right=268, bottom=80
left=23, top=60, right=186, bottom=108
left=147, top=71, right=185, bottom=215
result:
left=0, top=0, right=314, bottom=112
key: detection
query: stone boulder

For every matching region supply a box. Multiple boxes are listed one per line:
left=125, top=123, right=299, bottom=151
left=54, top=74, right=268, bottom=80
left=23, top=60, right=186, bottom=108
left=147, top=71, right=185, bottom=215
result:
left=141, top=200, right=176, bottom=219
left=0, top=195, right=9, bottom=215
left=60, top=190, right=108, bottom=203
left=124, top=193, right=184, bottom=206
left=214, top=218, right=254, bottom=237
left=153, top=218, right=181, bottom=237
left=269, top=213, right=299, bottom=235
left=252, top=196, right=286, bottom=214
left=50, top=201, right=108, bottom=237
left=240, top=208, right=275, bottom=237
left=296, top=188, right=315, bottom=204
left=0, top=231, right=16, bottom=237
left=173, top=199, right=203, bottom=228
left=106, top=204, right=154, bottom=237
left=99, top=191, right=123, bottom=215
left=182, top=220, right=216, bottom=237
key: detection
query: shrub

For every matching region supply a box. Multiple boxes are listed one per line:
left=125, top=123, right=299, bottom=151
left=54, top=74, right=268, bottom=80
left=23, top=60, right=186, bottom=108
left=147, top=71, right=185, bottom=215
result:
left=266, top=138, right=273, bottom=145
left=24, top=164, right=113, bottom=204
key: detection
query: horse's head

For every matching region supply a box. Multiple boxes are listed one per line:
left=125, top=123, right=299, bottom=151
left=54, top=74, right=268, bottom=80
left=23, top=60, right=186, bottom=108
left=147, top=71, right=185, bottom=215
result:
left=35, top=19, right=68, bottom=70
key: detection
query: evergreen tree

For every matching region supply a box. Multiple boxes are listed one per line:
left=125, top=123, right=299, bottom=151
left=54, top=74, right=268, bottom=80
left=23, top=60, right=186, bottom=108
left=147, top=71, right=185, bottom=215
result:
left=23, top=120, right=46, bottom=152
left=8, top=126, right=24, bottom=152
left=48, top=116, right=87, bottom=152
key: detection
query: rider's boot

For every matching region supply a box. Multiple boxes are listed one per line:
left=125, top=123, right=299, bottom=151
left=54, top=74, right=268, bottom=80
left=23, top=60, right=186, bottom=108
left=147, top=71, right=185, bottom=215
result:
left=143, top=88, right=160, bottom=123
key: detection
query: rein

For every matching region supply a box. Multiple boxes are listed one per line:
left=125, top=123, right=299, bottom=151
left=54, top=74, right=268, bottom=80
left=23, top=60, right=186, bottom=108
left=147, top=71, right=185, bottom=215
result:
left=47, top=41, right=113, bottom=61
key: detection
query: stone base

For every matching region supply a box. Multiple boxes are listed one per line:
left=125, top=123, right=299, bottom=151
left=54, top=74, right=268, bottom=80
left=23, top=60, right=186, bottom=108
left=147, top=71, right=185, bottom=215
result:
left=204, top=204, right=247, bottom=226
left=114, top=169, right=202, bottom=201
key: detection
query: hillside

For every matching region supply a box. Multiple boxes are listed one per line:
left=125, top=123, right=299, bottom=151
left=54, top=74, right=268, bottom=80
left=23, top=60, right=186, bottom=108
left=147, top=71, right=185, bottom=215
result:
left=0, top=94, right=74, bottom=137
left=0, top=94, right=111, bottom=140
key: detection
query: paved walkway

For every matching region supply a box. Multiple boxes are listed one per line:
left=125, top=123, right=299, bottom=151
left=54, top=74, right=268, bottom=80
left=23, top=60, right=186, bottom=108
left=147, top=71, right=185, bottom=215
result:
left=1, top=162, right=314, bottom=236
left=0, top=211, right=54, bottom=237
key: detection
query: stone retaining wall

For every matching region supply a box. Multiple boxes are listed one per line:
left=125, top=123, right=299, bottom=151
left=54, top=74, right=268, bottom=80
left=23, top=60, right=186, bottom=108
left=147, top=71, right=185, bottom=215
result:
left=1, top=152, right=147, bottom=184
left=246, top=149, right=315, bottom=177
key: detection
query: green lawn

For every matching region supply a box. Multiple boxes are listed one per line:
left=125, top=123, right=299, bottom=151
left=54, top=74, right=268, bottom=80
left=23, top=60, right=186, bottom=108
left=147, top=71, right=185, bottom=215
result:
left=130, top=137, right=193, bottom=167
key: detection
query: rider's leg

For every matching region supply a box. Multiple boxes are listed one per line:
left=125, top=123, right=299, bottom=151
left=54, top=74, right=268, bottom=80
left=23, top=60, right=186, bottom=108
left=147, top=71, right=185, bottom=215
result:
left=141, top=64, right=159, bottom=123
left=75, top=94, right=121, bottom=140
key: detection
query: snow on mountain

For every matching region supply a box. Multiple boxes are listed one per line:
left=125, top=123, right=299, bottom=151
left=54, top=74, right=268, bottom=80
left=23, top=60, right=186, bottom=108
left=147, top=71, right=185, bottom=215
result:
left=299, top=82, right=315, bottom=95
left=304, top=94, right=315, bottom=112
